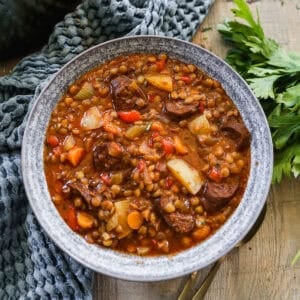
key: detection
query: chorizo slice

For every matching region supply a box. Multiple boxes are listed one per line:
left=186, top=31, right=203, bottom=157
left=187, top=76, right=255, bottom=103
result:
left=222, top=117, right=250, bottom=150
left=158, top=196, right=195, bottom=233
left=110, top=75, right=147, bottom=111
left=165, top=101, right=198, bottom=119
left=202, top=178, right=239, bottom=213
left=163, top=212, right=195, bottom=233
left=93, top=142, right=128, bottom=171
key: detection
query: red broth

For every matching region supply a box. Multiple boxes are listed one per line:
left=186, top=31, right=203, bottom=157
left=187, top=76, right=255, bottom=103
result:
left=44, top=53, right=250, bottom=256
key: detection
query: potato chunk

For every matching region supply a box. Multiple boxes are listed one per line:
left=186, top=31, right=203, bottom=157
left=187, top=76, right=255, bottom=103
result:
left=145, top=74, right=173, bottom=92
left=188, top=115, right=211, bottom=135
left=167, top=159, right=204, bottom=195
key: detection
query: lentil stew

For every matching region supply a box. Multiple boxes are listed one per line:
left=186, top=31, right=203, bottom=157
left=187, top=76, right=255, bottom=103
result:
left=44, top=53, right=251, bottom=256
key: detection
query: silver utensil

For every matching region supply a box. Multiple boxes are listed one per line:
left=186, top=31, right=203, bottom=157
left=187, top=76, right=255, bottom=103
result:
left=178, top=204, right=267, bottom=300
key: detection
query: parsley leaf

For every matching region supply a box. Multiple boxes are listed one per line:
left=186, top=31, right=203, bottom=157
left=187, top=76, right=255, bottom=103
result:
left=276, top=84, right=300, bottom=110
left=218, top=0, right=300, bottom=183
left=273, top=143, right=300, bottom=183
left=248, top=75, right=281, bottom=99
left=268, top=111, right=300, bottom=150
left=268, top=48, right=300, bottom=71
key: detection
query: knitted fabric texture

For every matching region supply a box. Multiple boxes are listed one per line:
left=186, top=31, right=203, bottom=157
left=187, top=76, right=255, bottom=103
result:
left=0, top=0, right=213, bottom=298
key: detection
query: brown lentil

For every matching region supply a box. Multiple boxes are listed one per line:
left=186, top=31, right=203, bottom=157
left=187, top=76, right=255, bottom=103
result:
left=44, top=53, right=250, bottom=256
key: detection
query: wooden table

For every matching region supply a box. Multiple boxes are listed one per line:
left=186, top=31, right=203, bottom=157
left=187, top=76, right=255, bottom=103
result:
left=94, top=1, right=300, bottom=299
left=1, top=1, right=299, bottom=299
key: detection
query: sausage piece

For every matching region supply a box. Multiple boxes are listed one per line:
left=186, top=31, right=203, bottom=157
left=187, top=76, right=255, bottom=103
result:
left=163, top=212, right=195, bottom=233
left=93, top=142, right=129, bottom=171
left=69, top=182, right=95, bottom=204
left=158, top=196, right=195, bottom=233
left=222, top=117, right=250, bottom=150
left=165, top=101, right=198, bottom=119
left=110, top=75, right=147, bottom=111
left=202, top=178, right=239, bottom=213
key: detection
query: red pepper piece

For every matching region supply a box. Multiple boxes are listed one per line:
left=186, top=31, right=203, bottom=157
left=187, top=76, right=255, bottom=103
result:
left=165, top=177, right=173, bottom=189
left=162, top=138, right=174, bottom=155
left=100, top=172, right=112, bottom=186
left=148, top=132, right=160, bottom=147
left=148, top=93, right=155, bottom=103
left=208, top=167, right=222, bottom=183
left=118, top=110, right=142, bottom=123
left=180, top=76, right=191, bottom=83
left=46, top=135, right=59, bottom=147
left=152, top=239, right=158, bottom=248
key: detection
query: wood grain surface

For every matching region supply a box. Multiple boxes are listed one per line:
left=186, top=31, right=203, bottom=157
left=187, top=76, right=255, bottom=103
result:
left=1, top=0, right=299, bottom=299
left=94, top=1, right=300, bottom=299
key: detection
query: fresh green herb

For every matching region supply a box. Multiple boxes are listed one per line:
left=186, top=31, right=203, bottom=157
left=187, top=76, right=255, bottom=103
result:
left=145, top=122, right=152, bottom=131
left=217, top=0, right=300, bottom=184
left=217, top=0, right=300, bottom=266
left=292, top=250, right=300, bottom=266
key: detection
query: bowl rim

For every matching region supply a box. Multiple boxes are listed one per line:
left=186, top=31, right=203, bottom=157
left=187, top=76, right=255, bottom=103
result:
left=21, top=35, right=273, bottom=281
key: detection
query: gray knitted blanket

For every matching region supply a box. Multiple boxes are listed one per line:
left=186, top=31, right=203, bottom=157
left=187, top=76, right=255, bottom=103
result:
left=0, top=0, right=213, bottom=298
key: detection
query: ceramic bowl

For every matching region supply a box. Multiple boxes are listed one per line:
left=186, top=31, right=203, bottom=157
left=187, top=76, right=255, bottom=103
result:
left=22, top=36, right=273, bottom=281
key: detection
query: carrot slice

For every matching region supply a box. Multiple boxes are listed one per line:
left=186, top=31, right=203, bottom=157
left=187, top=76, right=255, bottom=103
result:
left=156, top=59, right=166, bottom=72
left=65, top=205, right=79, bottom=231
left=174, top=136, right=188, bottom=155
left=67, top=147, right=85, bottom=167
left=151, top=121, right=164, bottom=132
left=77, top=212, right=94, bottom=229
left=192, top=225, right=211, bottom=241
left=103, top=123, right=121, bottom=135
left=127, top=211, right=143, bottom=230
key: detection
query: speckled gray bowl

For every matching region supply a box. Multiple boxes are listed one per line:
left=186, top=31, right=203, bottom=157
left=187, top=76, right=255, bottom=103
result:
left=22, top=36, right=273, bottom=281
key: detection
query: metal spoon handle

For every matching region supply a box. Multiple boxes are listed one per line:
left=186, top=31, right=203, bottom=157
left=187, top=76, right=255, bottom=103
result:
left=191, top=259, right=222, bottom=300
left=177, top=271, right=199, bottom=300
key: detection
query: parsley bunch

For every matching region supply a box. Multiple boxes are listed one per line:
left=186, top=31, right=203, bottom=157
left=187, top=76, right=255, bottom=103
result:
left=217, top=0, right=300, bottom=183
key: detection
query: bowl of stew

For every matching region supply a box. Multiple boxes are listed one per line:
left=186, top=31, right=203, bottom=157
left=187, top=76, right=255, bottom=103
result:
left=22, top=36, right=273, bottom=281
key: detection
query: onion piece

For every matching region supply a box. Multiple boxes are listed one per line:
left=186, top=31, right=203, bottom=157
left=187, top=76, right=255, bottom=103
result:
left=81, top=106, right=103, bottom=130
left=63, top=135, right=76, bottom=151
left=74, top=82, right=94, bottom=100
left=106, top=200, right=132, bottom=238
